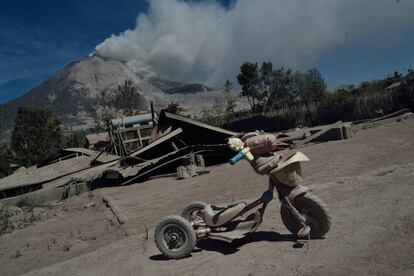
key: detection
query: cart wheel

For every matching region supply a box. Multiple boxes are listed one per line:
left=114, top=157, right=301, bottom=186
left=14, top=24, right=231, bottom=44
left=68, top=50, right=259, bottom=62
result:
left=154, top=215, right=197, bottom=259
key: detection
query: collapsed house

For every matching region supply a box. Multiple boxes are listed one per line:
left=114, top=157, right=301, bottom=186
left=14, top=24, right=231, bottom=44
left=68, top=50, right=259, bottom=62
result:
left=0, top=111, right=237, bottom=205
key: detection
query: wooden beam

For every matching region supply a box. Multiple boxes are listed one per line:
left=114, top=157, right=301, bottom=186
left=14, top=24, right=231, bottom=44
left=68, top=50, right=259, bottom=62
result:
left=129, top=128, right=183, bottom=157
left=163, top=111, right=238, bottom=136
left=137, top=127, right=143, bottom=147
left=290, top=121, right=342, bottom=148
left=366, top=108, right=409, bottom=123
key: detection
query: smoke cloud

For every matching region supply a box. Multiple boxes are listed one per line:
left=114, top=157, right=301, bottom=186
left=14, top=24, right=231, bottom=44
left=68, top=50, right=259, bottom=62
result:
left=95, top=0, right=414, bottom=86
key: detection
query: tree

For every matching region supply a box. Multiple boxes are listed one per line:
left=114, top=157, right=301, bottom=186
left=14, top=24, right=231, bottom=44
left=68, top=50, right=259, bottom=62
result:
left=223, top=79, right=236, bottom=117
left=11, top=107, right=61, bottom=167
left=0, top=144, right=14, bottom=178
left=116, top=79, right=141, bottom=116
left=0, top=109, right=4, bottom=138
left=93, top=79, right=142, bottom=132
left=259, top=61, right=273, bottom=101
left=266, top=67, right=295, bottom=109
left=397, top=69, right=414, bottom=110
left=63, top=130, right=86, bottom=148
left=224, top=79, right=233, bottom=98
left=93, top=89, right=117, bottom=132
left=237, top=62, right=262, bottom=112
left=302, top=68, right=327, bottom=103
left=291, top=71, right=306, bottom=100
left=212, top=98, right=225, bottom=123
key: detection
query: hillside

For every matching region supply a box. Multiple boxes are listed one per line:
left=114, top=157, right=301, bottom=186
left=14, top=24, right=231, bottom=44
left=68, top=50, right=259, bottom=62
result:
left=0, top=55, right=240, bottom=133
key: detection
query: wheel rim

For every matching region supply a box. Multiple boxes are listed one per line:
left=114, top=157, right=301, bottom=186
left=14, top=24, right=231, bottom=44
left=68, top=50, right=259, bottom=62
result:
left=301, top=207, right=320, bottom=232
left=187, top=208, right=204, bottom=223
left=162, top=224, right=188, bottom=250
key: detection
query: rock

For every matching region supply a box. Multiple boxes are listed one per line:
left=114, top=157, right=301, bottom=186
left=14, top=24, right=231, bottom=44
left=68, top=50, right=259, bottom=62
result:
left=2, top=206, right=24, bottom=218
left=125, top=227, right=139, bottom=236
left=71, top=239, right=89, bottom=251
left=31, top=207, right=48, bottom=219
left=84, top=202, right=96, bottom=208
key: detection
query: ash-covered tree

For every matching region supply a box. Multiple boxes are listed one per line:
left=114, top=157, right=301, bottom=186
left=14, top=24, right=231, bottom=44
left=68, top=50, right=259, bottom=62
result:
left=238, top=62, right=308, bottom=112
left=238, top=61, right=328, bottom=111
left=237, top=62, right=263, bottom=112
left=397, top=69, right=414, bottom=110
left=93, top=79, right=142, bottom=132
left=0, top=108, right=7, bottom=143
left=223, top=79, right=236, bottom=117
left=302, top=68, right=327, bottom=103
left=11, top=107, right=61, bottom=167
left=93, top=89, right=117, bottom=133
left=258, top=61, right=273, bottom=100
left=115, top=79, right=141, bottom=116
left=63, top=130, right=86, bottom=148
left=0, top=144, right=14, bottom=178
left=266, top=67, right=296, bottom=109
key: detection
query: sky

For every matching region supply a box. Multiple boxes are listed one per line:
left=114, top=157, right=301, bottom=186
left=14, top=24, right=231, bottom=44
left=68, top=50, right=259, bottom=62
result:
left=0, top=0, right=413, bottom=103
left=0, top=0, right=148, bottom=103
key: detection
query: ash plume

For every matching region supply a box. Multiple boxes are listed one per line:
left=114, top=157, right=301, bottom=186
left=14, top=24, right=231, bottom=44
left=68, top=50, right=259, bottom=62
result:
left=95, top=0, right=414, bottom=86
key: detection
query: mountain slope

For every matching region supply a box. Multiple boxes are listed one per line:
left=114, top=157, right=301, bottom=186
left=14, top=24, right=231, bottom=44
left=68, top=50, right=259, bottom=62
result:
left=1, top=55, right=143, bottom=130
left=0, top=55, right=242, bottom=135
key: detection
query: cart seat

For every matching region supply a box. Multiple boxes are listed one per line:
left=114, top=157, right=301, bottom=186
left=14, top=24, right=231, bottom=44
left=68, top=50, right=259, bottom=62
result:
left=203, top=202, right=247, bottom=227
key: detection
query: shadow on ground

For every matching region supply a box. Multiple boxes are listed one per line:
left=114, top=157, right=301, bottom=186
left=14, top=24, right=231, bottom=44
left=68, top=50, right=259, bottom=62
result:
left=196, top=231, right=298, bottom=255
left=149, top=231, right=306, bottom=261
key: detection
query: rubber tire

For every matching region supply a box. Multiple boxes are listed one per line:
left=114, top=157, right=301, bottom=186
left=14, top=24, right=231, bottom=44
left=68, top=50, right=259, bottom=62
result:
left=154, top=215, right=197, bottom=259
left=181, top=201, right=207, bottom=222
left=280, top=193, right=331, bottom=238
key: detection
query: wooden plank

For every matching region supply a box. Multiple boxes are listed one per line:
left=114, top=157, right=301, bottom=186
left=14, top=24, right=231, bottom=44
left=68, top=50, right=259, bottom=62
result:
left=137, top=127, right=143, bottom=147
left=163, top=111, right=238, bottom=136
left=129, top=128, right=183, bottom=157
left=290, top=121, right=342, bottom=148
left=116, top=124, right=153, bottom=132
left=122, top=138, right=140, bottom=143
left=366, top=108, right=409, bottom=123
left=122, top=136, right=151, bottom=143
left=122, top=144, right=226, bottom=185
left=122, top=152, right=194, bottom=185
left=277, top=133, right=308, bottom=143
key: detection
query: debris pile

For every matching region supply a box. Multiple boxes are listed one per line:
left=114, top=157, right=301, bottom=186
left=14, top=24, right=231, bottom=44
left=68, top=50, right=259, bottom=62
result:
left=0, top=111, right=237, bottom=205
left=0, top=203, right=48, bottom=234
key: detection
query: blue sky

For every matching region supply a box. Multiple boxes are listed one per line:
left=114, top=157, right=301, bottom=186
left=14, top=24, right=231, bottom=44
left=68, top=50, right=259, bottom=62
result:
left=317, top=32, right=414, bottom=88
left=0, top=0, right=413, bottom=103
left=0, top=0, right=148, bottom=102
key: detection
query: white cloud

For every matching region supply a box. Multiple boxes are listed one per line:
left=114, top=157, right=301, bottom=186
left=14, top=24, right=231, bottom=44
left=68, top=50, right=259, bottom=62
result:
left=95, top=0, right=414, bottom=86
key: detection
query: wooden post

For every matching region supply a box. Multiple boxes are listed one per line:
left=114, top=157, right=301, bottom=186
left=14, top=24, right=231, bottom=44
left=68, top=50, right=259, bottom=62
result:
left=177, top=154, right=198, bottom=179
left=195, top=154, right=205, bottom=168
left=103, top=196, right=128, bottom=225
left=150, top=101, right=156, bottom=126
left=137, top=128, right=143, bottom=147
left=177, top=166, right=190, bottom=179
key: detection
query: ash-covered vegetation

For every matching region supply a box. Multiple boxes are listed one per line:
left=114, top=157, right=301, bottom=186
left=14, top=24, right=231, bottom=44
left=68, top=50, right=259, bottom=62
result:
left=200, top=62, right=414, bottom=131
